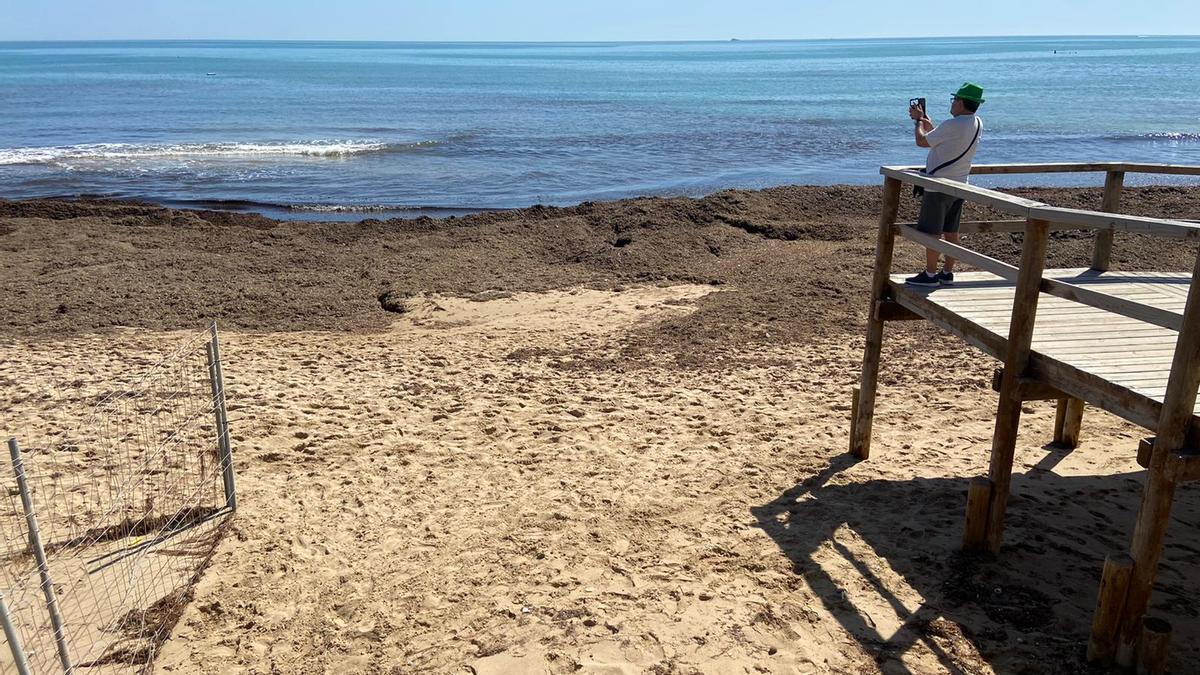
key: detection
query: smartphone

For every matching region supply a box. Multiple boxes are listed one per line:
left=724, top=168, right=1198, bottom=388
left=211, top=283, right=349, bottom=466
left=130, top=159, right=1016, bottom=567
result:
left=909, top=97, right=926, bottom=113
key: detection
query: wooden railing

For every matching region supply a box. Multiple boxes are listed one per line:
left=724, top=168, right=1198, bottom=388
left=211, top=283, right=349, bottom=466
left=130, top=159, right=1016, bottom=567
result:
left=859, top=161, right=1200, bottom=668
left=880, top=162, right=1200, bottom=331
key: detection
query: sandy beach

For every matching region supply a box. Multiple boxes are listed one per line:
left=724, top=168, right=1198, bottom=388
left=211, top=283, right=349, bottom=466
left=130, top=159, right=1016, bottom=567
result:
left=3, top=185, right=1200, bottom=673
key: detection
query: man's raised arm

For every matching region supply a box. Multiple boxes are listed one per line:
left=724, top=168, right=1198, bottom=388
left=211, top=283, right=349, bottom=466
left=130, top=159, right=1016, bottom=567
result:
left=910, top=105, right=935, bottom=148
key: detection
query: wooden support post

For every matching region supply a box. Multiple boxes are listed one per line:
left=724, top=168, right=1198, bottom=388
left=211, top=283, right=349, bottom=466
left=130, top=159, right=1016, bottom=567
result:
left=1136, top=618, right=1171, bottom=675
left=1053, top=397, right=1085, bottom=449
left=1088, top=552, right=1133, bottom=665
left=1114, top=251, right=1200, bottom=668
left=850, top=177, right=902, bottom=460
left=1090, top=170, right=1125, bottom=271
left=982, top=218, right=1050, bottom=554
left=849, top=387, right=860, bottom=443
left=962, top=477, right=992, bottom=551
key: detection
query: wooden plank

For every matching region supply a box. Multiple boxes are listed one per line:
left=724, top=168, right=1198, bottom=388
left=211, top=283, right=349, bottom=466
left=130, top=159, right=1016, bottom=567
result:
left=958, top=220, right=1116, bottom=234
left=984, top=218, right=1050, bottom=553
left=963, top=308, right=1179, bottom=323
left=1040, top=277, right=1183, bottom=331
left=1079, top=354, right=1178, bottom=366
left=879, top=167, right=1042, bottom=215
left=1025, top=356, right=1178, bottom=438
left=1034, top=336, right=1179, bottom=349
left=889, top=284, right=1006, bottom=357
left=1092, top=170, right=1125, bottom=271
left=883, top=162, right=1200, bottom=176
left=897, top=264, right=1185, bottom=331
left=874, top=300, right=921, bottom=321
left=898, top=226, right=1019, bottom=281
left=1083, top=376, right=1171, bottom=388
left=990, top=368, right=1064, bottom=401
left=969, top=162, right=1122, bottom=175
left=1031, top=340, right=1177, bottom=354
left=1032, top=332, right=1177, bottom=346
left=933, top=288, right=1190, bottom=304
left=1031, top=327, right=1179, bottom=342
left=895, top=268, right=1189, bottom=284
left=1032, top=205, right=1200, bottom=240
left=1075, top=368, right=1175, bottom=381
left=851, top=177, right=902, bottom=460
left=1116, top=163, right=1200, bottom=176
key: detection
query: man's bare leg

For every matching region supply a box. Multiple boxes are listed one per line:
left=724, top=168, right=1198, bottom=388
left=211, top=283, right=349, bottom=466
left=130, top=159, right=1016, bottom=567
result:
left=942, top=232, right=960, bottom=272
left=925, top=246, right=939, bottom=274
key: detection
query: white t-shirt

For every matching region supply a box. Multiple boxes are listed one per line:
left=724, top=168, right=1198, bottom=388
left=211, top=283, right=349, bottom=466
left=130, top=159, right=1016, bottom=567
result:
left=925, top=114, right=982, bottom=184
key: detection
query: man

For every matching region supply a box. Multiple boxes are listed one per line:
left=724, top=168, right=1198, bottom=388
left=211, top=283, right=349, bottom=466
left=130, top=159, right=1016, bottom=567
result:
left=904, top=82, right=985, bottom=287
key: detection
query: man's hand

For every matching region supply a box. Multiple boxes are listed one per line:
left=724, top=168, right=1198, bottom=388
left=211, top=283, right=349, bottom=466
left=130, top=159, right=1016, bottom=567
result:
left=913, top=113, right=933, bottom=148
left=909, top=104, right=925, bottom=121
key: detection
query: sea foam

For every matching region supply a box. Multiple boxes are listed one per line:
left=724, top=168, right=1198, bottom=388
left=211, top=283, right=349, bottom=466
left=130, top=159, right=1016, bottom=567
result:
left=0, top=140, right=434, bottom=165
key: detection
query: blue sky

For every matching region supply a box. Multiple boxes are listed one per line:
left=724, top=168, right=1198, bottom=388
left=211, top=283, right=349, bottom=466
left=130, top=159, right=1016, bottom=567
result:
left=4, top=0, right=1198, bottom=41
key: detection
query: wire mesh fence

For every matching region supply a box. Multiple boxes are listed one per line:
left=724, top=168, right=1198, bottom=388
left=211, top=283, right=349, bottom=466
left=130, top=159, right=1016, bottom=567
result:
left=1, top=324, right=236, bottom=674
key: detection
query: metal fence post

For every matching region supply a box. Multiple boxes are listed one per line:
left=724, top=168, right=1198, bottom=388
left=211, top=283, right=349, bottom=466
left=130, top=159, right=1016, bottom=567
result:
left=8, top=438, right=73, bottom=674
left=207, top=323, right=237, bottom=511
left=1, top=591, right=32, bottom=675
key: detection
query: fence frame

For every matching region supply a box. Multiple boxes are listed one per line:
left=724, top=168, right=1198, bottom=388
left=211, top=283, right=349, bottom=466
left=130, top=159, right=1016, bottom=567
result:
left=2, top=322, right=238, bottom=674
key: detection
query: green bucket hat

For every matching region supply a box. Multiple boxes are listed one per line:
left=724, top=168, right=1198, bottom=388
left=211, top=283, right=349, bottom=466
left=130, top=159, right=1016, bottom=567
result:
left=953, top=82, right=985, bottom=104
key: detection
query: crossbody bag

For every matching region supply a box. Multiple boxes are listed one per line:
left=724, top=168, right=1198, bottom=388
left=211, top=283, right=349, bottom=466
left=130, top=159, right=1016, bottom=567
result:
left=913, top=116, right=981, bottom=197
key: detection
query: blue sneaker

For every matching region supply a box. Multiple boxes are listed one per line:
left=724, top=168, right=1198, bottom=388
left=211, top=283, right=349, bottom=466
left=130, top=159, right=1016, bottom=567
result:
left=937, top=271, right=955, bottom=286
left=905, top=271, right=939, bottom=287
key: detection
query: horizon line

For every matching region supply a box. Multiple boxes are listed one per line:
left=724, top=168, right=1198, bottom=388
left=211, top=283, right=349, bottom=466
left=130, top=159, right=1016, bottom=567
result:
left=2, top=33, right=1199, bottom=45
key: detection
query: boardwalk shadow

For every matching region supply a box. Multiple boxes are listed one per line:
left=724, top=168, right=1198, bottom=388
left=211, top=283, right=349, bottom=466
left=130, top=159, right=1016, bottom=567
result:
left=751, top=455, right=1200, bottom=674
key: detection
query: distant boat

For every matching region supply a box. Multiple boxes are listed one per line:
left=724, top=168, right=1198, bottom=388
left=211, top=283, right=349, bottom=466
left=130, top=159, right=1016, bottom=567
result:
left=730, top=38, right=741, bottom=42
left=206, top=72, right=217, bottom=76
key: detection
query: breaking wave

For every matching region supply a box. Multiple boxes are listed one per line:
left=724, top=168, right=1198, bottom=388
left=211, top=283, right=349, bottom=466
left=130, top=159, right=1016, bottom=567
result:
left=1109, top=132, right=1200, bottom=143
left=0, top=140, right=437, bottom=165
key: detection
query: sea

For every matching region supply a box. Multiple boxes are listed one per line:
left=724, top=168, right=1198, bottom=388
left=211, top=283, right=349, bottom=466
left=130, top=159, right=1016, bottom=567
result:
left=1, top=36, right=1199, bottom=219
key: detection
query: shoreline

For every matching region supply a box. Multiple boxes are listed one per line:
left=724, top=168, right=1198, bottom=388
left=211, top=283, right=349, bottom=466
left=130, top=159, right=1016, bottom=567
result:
left=6, top=171, right=1200, bottom=222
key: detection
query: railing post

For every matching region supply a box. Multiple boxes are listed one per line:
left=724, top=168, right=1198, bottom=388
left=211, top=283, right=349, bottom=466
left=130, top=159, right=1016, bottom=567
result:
left=0, top=591, right=32, bottom=675
left=8, top=438, right=73, bottom=674
left=206, top=323, right=237, bottom=512
left=850, top=176, right=902, bottom=460
left=1112, top=250, right=1200, bottom=668
left=982, top=218, right=1050, bottom=553
left=1090, top=170, right=1125, bottom=271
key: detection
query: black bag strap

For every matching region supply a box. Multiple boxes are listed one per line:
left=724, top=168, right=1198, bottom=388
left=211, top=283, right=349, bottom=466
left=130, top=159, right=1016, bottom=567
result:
left=926, top=116, right=981, bottom=176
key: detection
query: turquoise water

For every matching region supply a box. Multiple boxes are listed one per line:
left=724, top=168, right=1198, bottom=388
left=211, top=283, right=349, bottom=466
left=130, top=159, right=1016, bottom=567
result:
left=1, top=36, right=1198, bottom=216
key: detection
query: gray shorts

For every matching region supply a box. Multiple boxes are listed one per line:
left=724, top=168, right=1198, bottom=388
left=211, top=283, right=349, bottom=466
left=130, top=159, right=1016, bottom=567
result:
left=916, top=191, right=965, bottom=235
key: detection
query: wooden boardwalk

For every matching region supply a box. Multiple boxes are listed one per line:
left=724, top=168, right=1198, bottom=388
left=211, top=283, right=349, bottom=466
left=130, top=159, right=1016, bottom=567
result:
left=848, top=161, right=1200, bottom=672
left=890, top=268, right=1199, bottom=436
